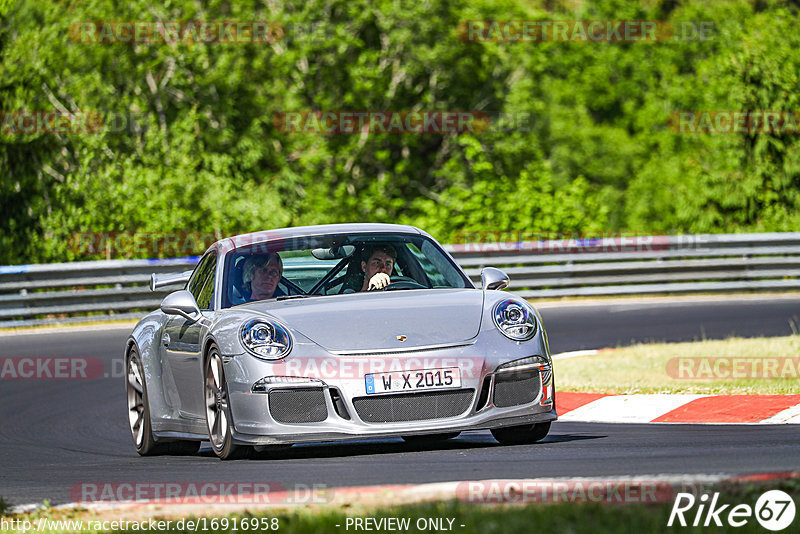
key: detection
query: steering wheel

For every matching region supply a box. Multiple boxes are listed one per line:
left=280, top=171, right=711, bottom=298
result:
left=382, top=275, right=427, bottom=291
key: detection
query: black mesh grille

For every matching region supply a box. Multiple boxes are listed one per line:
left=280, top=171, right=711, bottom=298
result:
left=353, top=389, right=474, bottom=423
left=494, top=370, right=541, bottom=408
left=269, top=388, right=328, bottom=423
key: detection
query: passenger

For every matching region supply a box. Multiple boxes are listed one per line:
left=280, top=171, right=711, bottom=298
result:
left=242, top=253, right=284, bottom=301
left=360, top=245, right=397, bottom=291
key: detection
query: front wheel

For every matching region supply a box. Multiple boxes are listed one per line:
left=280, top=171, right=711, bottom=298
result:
left=126, top=348, right=160, bottom=455
left=205, top=346, right=250, bottom=460
left=491, top=422, right=551, bottom=445
left=127, top=348, right=200, bottom=456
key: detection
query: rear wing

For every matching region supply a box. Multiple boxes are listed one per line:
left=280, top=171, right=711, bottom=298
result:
left=150, top=270, right=193, bottom=291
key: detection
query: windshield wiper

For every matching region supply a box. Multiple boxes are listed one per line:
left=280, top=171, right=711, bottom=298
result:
left=277, top=294, right=309, bottom=301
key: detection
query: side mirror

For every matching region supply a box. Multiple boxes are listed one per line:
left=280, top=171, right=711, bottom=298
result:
left=161, top=290, right=201, bottom=322
left=481, top=267, right=510, bottom=291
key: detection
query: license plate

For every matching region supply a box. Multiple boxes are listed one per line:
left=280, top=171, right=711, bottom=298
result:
left=365, top=367, right=461, bottom=395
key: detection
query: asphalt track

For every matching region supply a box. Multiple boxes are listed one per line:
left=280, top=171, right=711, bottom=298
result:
left=1, top=297, right=799, bottom=506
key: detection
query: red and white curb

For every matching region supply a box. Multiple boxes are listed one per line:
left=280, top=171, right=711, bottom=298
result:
left=555, top=392, right=800, bottom=424
left=551, top=348, right=800, bottom=424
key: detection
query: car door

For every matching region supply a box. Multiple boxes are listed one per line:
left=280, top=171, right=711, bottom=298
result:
left=161, top=251, right=217, bottom=419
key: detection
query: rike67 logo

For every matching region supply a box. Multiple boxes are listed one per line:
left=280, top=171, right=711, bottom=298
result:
left=668, top=490, right=796, bottom=531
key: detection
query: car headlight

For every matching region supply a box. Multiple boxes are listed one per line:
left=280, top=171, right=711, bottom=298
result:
left=496, top=355, right=550, bottom=371
left=493, top=299, right=537, bottom=341
left=240, top=318, right=292, bottom=360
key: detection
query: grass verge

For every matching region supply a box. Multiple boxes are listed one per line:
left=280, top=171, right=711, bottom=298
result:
left=555, top=335, right=800, bottom=394
left=2, top=478, right=798, bottom=534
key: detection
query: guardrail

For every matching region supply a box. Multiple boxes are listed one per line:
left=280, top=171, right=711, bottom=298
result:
left=1, top=232, right=798, bottom=327
left=450, top=232, right=800, bottom=298
left=0, top=258, right=198, bottom=327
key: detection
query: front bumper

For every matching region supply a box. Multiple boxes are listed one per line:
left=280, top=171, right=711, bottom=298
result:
left=224, top=341, right=557, bottom=445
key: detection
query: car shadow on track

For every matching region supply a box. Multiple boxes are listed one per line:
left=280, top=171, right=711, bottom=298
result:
left=542, top=433, right=605, bottom=444
left=194, top=431, right=605, bottom=460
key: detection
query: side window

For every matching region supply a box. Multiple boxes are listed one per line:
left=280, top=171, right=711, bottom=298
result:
left=406, top=240, right=467, bottom=288
left=406, top=243, right=446, bottom=286
left=187, top=252, right=217, bottom=310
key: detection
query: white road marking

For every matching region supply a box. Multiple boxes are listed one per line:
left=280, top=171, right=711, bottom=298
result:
left=552, top=349, right=600, bottom=360
left=558, top=394, right=707, bottom=423
left=761, top=403, right=800, bottom=424
left=0, top=323, right=136, bottom=337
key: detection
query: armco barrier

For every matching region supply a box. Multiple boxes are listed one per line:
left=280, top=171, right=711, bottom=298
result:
left=450, top=232, right=800, bottom=298
left=0, top=257, right=198, bottom=327
left=1, top=232, right=799, bottom=327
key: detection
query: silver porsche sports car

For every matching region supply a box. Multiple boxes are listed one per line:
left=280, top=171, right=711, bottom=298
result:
left=125, top=224, right=556, bottom=459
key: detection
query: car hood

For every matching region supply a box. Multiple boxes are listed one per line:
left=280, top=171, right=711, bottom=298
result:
left=238, top=289, right=484, bottom=352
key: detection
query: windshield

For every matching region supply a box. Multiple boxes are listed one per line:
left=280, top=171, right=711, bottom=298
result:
left=222, top=232, right=472, bottom=308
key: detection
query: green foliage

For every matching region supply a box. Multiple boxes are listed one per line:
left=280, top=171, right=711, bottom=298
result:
left=405, top=134, right=610, bottom=242
left=1, top=0, right=799, bottom=263
left=625, top=1, right=800, bottom=233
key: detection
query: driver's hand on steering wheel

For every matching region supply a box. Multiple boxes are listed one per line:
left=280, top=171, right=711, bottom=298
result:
left=367, top=273, right=391, bottom=290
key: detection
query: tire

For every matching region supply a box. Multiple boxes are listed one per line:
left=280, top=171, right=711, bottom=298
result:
left=491, top=422, right=551, bottom=445
left=205, top=345, right=250, bottom=460
left=126, top=347, right=161, bottom=455
left=127, top=347, right=201, bottom=456
left=402, top=432, right=460, bottom=443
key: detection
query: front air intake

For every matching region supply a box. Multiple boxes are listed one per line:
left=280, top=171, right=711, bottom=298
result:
left=329, top=387, right=351, bottom=420
left=493, top=370, right=541, bottom=408
left=268, top=388, right=328, bottom=423
left=353, top=389, right=474, bottom=423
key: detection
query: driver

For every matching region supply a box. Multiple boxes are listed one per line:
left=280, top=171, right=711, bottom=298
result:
left=242, top=253, right=284, bottom=301
left=360, top=244, right=397, bottom=291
